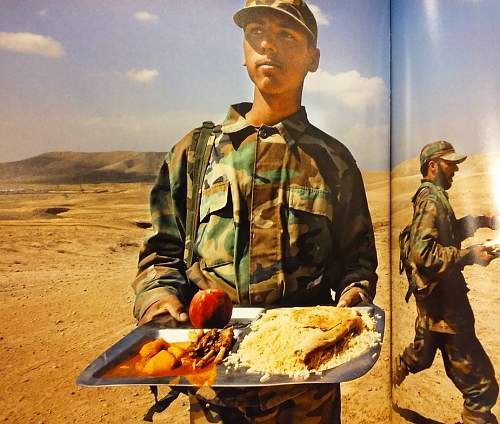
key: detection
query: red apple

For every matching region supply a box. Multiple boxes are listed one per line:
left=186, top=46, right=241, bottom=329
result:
left=188, top=289, right=233, bottom=329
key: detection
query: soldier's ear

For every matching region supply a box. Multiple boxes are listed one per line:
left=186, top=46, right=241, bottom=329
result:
left=427, top=159, right=439, bottom=177
left=308, top=47, right=320, bottom=73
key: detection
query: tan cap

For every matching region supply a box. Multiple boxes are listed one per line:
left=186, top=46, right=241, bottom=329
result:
left=234, top=0, right=318, bottom=44
left=420, top=140, right=467, bottom=170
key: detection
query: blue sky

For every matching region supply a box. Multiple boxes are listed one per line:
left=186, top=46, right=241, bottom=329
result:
left=0, top=0, right=390, bottom=170
left=391, top=0, right=500, bottom=166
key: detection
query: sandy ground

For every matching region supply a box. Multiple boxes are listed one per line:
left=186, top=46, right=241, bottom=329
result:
left=391, top=157, right=500, bottom=424
left=0, top=172, right=391, bottom=424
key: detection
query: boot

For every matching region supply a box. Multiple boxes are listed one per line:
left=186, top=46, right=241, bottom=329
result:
left=462, top=407, right=498, bottom=424
left=393, top=355, right=409, bottom=387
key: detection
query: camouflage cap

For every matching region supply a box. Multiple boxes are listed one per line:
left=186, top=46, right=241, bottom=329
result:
left=234, top=0, right=318, bottom=44
left=420, top=140, right=467, bottom=169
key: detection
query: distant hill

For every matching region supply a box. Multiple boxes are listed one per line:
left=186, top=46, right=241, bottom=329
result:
left=0, top=151, right=166, bottom=184
left=0, top=150, right=395, bottom=185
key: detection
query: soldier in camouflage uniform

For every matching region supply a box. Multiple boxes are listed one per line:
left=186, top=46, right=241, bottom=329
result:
left=394, top=140, right=499, bottom=424
left=133, top=1, right=378, bottom=422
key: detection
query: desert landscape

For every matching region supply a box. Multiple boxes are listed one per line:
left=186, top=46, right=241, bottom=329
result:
left=3, top=150, right=499, bottom=423
left=391, top=152, right=500, bottom=424
left=1, top=151, right=391, bottom=423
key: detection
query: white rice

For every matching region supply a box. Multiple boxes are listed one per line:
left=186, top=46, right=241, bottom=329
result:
left=225, top=307, right=381, bottom=379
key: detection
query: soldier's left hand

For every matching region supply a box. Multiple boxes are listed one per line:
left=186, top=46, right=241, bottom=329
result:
left=337, top=287, right=369, bottom=307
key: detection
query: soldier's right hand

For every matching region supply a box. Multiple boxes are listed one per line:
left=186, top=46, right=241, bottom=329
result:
left=138, top=294, right=188, bottom=326
left=467, top=245, right=496, bottom=267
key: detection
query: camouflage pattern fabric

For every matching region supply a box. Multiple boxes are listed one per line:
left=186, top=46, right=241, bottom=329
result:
left=188, top=384, right=340, bottom=423
left=233, top=0, right=318, bottom=45
left=398, top=322, right=498, bottom=423
left=132, top=102, right=377, bottom=422
left=397, top=180, right=498, bottom=420
left=133, top=102, right=378, bottom=319
left=408, top=181, right=477, bottom=333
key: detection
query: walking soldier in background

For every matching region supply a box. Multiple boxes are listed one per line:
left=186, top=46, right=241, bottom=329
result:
left=395, top=140, right=499, bottom=424
left=133, top=1, right=378, bottom=422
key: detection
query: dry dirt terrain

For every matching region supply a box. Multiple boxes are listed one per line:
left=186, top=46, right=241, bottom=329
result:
left=391, top=153, right=500, bottom=424
left=0, top=170, right=391, bottom=423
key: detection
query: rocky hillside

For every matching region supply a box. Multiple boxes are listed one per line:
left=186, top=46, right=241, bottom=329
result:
left=0, top=151, right=166, bottom=183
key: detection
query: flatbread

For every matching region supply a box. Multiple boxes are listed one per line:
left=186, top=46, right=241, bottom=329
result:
left=292, top=307, right=364, bottom=369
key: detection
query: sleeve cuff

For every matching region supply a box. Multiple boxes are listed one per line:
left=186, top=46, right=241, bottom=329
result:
left=134, top=286, right=179, bottom=321
left=339, top=281, right=373, bottom=303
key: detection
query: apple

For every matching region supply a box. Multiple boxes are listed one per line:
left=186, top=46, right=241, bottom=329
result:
left=188, top=289, right=233, bottom=329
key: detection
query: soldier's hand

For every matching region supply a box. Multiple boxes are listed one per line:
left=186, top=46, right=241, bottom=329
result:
left=486, top=215, right=500, bottom=230
left=475, top=215, right=499, bottom=230
left=337, top=287, right=369, bottom=307
left=138, top=294, right=188, bottom=325
left=468, top=245, right=496, bottom=267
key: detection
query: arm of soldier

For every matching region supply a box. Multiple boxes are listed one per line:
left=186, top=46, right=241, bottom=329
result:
left=133, top=133, right=195, bottom=324
left=336, top=165, right=378, bottom=306
left=410, top=198, right=471, bottom=274
left=456, top=215, right=497, bottom=240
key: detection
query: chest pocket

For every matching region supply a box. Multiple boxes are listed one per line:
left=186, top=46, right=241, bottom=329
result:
left=196, top=181, right=235, bottom=269
left=287, top=187, right=333, bottom=221
left=285, top=186, right=333, bottom=269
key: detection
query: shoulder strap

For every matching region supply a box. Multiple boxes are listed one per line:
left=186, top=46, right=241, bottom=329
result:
left=402, top=183, right=437, bottom=303
left=411, top=182, right=432, bottom=203
left=184, top=121, right=219, bottom=267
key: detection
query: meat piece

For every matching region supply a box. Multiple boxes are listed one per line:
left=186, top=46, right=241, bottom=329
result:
left=186, top=327, right=234, bottom=368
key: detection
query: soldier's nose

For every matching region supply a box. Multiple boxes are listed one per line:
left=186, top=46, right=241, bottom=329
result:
left=261, top=35, right=277, bottom=53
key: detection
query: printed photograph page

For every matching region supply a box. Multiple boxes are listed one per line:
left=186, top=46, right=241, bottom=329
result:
left=0, top=1, right=390, bottom=423
left=391, top=1, right=500, bottom=423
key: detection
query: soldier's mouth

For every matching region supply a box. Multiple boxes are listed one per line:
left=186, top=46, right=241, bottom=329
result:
left=256, top=59, right=282, bottom=69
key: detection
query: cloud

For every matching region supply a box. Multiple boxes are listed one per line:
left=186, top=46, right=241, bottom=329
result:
left=133, top=11, right=158, bottom=22
left=340, top=124, right=390, bottom=170
left=305, top=69, right=387, bottom=109
left=308, top=4, right=330, bottom=26
left=81, top=115, right=151, bottom=132
left=126, top=68, right=159, bottom=84
left=0, top=32, right=65, bottom=57
left=346, top=124, right=390, bottom=147
left=79, top=109, right=223, bottom=137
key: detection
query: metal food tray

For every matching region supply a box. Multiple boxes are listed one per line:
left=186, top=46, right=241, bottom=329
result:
left=77, top=305, right=384, bottom=388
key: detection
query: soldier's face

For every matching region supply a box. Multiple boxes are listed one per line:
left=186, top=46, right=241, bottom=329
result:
left=436, top=159, right=458, bottom=189
left=242, top=13, right=319, bottom=97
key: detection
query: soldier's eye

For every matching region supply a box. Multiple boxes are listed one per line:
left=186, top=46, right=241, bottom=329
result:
left=279, top=31, right=295, bottom=41
left=245, top=25, right=264, bottom=37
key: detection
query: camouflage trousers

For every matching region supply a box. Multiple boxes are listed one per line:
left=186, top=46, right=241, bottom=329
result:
left=188, top=383, right=340, bottom=423
left=400, top=323, right=498, bottom=423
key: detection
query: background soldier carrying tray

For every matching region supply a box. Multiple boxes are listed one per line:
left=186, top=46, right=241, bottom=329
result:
left=394, top=140, right=499, bottom=424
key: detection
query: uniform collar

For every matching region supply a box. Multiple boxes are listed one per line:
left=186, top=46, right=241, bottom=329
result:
left=419, top=179, right=450, bottom=198
left=221, top=102, right=310, bottom=144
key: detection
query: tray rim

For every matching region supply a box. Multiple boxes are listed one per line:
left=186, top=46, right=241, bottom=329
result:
left=77, top=304, right=385, bottom=388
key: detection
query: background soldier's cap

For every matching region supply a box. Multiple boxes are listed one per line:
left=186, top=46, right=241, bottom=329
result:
left=420, top=140, right=467, bottom=168
left=233, top=0, right=318, bottom=44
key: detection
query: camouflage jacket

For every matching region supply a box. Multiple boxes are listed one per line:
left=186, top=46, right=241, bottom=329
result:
left=409, top=180, right=476, bottom=333
left=133, top=103, right=378, bottom=320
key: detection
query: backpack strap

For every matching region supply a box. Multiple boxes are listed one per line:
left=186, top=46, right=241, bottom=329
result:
left=401, top=184, right=433, bottom=302
left=144, top=122, right=219, bottom=421
left=184, top=121, right=220, bottom=268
